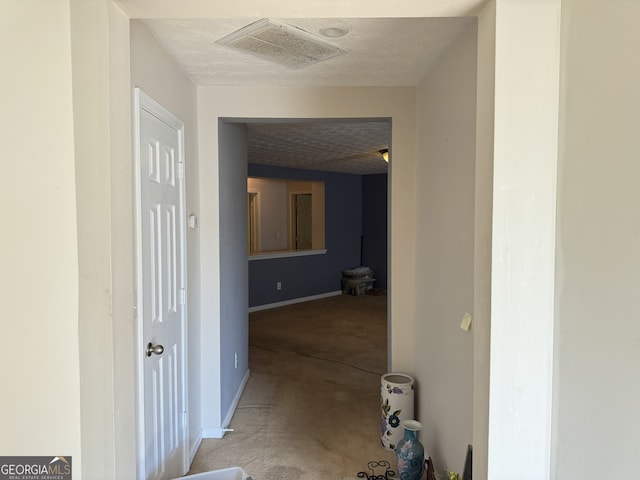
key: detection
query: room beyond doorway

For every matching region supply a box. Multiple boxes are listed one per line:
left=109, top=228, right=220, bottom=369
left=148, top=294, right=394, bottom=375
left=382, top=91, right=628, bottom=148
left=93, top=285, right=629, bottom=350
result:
left=241, top=117, right=391, bottom=309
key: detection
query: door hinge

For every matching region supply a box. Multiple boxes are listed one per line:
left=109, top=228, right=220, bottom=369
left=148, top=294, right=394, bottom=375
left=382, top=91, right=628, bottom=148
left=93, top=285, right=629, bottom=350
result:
left=179, top=288, right=186, bottom=305
left=178, top=162, right=185, bottom=179
left=182, top=412, right=188, bottom=429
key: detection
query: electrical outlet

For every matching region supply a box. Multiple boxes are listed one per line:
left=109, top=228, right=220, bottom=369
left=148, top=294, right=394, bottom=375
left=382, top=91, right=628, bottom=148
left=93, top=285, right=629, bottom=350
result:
left=276, top=281, right=282, bottom=290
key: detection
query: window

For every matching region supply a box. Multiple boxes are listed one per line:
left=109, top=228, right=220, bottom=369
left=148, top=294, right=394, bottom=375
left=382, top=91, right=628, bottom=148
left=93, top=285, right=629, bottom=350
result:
left=247, top=177, right=325, bottom=258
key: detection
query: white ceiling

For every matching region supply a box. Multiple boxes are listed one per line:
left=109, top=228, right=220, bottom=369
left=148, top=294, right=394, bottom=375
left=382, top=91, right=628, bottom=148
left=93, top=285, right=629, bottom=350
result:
left=142, top=17, right=474, bottom=174
left=143, top=18, right=473, bottom=87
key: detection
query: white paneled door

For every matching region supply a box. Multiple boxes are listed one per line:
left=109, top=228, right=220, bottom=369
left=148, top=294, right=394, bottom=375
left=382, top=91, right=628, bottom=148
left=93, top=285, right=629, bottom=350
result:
left=135, top=89, right=188, bottom=480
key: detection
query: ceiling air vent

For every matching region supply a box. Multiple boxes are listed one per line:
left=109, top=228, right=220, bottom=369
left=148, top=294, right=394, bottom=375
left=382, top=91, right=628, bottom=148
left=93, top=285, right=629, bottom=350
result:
left=216, top=18, right=347, bottom=69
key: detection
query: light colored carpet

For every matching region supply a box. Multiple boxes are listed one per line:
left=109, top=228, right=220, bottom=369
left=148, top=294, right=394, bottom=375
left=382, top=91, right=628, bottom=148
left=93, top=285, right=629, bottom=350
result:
left=188, top=293, right=396, bottom=479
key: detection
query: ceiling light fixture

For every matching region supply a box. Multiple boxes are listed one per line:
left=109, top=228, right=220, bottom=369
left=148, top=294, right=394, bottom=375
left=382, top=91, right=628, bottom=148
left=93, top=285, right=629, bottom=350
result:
left=319, top=26, right=349, bottom=38
left=379, top=149, right=389, bottom=162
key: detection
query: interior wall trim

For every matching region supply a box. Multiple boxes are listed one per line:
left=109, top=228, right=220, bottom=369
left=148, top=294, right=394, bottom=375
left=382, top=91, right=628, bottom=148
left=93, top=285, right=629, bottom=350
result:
left=248, top=290, right=342, bottom=313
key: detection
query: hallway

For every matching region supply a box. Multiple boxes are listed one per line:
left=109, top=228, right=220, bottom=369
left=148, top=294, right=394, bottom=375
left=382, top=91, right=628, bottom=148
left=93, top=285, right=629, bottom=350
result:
left=188, top=293, right=394, bottom=479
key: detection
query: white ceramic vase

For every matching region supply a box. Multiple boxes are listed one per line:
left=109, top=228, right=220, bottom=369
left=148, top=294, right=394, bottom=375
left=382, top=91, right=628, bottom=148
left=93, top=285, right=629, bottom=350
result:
left=380, top=373, right=415, bottom=450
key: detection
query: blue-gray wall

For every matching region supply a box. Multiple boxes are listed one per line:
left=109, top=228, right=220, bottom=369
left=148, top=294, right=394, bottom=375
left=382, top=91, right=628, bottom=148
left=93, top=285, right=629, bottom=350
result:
left=248, top=163, right=388, bottom=307
left=218, top=122, right=250, bottom=422
left=248, top=164, right=360, bottom=306
left=362, top=173, right=388, bottom=289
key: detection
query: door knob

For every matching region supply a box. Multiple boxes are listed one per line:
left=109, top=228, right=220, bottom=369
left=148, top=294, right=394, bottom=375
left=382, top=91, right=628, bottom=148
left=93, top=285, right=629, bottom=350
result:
left=146, top=342, right=164, bottom=357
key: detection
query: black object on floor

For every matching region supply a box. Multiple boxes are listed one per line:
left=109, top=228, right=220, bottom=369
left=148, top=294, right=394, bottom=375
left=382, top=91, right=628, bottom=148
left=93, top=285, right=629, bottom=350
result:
left=357, top=460, right=396, bottom=480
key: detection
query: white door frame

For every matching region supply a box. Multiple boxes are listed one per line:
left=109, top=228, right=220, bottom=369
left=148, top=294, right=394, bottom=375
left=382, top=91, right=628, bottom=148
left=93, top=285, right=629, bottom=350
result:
left=133, top=87, right=189, bottom=479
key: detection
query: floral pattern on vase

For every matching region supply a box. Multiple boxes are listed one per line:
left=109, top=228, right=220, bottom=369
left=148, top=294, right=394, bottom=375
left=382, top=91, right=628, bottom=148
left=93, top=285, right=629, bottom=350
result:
left=395, top=420, right=425, bottom=480
left=380, top=373, right=414, bottom=450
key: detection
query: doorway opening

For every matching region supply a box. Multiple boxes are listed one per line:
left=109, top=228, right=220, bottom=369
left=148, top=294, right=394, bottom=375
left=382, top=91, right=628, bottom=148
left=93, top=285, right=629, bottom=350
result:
left=208, top=117, right=392, bottom=476
left=292, top=193, right=312, bottom=250
left=220, top=115, right=391, bottom=398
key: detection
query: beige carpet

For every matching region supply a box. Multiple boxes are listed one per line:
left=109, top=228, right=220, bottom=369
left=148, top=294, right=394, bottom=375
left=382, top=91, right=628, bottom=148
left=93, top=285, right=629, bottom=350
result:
left=188, top=293, right=396, bottom=479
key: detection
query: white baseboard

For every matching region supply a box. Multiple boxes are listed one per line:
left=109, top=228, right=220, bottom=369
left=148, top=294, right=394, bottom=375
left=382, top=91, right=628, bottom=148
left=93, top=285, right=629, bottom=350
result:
left=201, top=426, right=226, bottom=439
left=201, top=369, right=251, bottom=439
left=189, top=429, right=203, bottom=465
left=248, top=290, right=342, bottom=313
left=222, top=369, right=250, bottom=428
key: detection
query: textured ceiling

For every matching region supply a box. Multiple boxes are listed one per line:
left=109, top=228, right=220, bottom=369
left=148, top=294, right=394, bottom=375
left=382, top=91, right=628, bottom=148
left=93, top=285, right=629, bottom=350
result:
left=247, top=120, right=390, bottom=175
left=143, top=17, right=473, bottom=87
left=141, top=17, right=473, bottom=174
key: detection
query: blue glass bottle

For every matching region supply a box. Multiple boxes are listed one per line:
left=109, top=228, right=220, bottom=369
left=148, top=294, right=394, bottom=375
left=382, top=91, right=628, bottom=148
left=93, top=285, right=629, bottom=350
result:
left=395, top=420, right=425, bottom=480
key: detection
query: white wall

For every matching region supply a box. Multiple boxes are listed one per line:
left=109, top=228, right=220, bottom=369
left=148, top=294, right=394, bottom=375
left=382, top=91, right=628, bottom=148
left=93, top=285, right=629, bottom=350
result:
left=414, top=23, right=478, bottom=474
left=116, top=0, right=487, bottom=19
left=130, top=20, right=202, bottom=461
left=106, top=4, right=138, bottom=476
left=0, top=0, right=82, bottom=464
left=553, top=1, right=640, bottom=478
left=71, top=1, right=134, bottom=477
left=488, top=1, right=561, bottom=478
left=473, top=2, right=496, bottom=479
left=197, top=86, right=418, bottom=433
